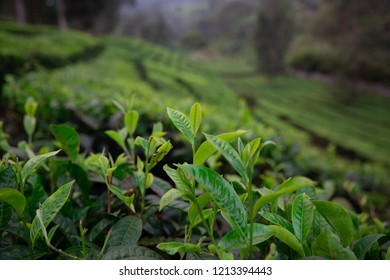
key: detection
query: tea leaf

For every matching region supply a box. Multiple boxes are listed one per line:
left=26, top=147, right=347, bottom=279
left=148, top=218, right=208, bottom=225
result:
left=21, top=150, right=60, bottom=184
left=0, top=166, right=17, bottom=188
left=188, top=193, right=211, bottom=225
left=194, top=130, right=247, bottom=165
left=253, top=177, right=314, bottom=216
left=386, top=247, right=390, bottom=260
left=124, top=110, right=139, bottom=136
left=146, top=140, right=173, bottom=173
left=23, top=115, right=36, bottom=137
left=157, top=242, right=200, bottom=255
left=292, top=193, right=314, bottom=243
left=167, top=107, right=194, bottom=144
left=260, top=212, right=294, bottom=233
left=105, top=130, right=127, bottom=151
left=204, top=134, right=249, bottom=183
left=107, top=216, right=142, bottom=250
left=269, top=225, right=305, bottom=257
left=352, top=234, right=384, bottom=260
left=103, top=245, right=163, bottom=260
left=218, top=223, right=273, bottom=250
left=189, top=102, right=202, bottom=134
left=67, top=163, right=90, bottom=200
left=180, top=165, right=247, bottom=231
left=50, top=124, right=79, bottom=162
left=163, top=165, right=190, bottom=192
left=312, top=200, right=354, bottom=246
left=0, top=202, right=12, bottom=227
left=160, top=188, right=182, bottom=211
left=0, top=188, right=26, bottom=216
left=311, top=230, right=357, bottom=260
left=30, top=180, right=74, bottom=247
left=242, top=138, right=261, bottom=168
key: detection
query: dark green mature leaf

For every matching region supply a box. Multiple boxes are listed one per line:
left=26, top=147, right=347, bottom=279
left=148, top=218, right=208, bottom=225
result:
left=50, top=124, right=79, bottom=162
left=311, top=230, right=357, bottom=260
left=194, top=130, right=247, bottom=165
left=352, top=234, right=385, bottom=260
left=260, top=212, right=294, bottom=233
left=204, top=134, right=249, bottom=183
left=30, top=180, right=74, bottom=247
left=292, top=193, right=314, bottom=243
left=157, top=242, right=200, bottom=255
left=180, top=165, right=247, bottom=231
left=190, top=102, right=202, bottom=134
left=167, top=107, right=194, bottom=145
left=0, top=201, right=12, bottom=227
left=102, top=245, right=163, bottom=260
left=218, top=223, right=273, bottom=250
left=269, top=225, right=305, bottom=257
left=0, top=188, right=26, bottom=216
left=0, top=166, right=17, bottom=188
left=68, top=163, right=90, bottom=199
left=313, top=200, right=354, bottom=246
left=21, top=150, right=60, bottom=184
left=159, top=188, right=182, bottom=211
left=0, top=245, right=44, bottom=260
left=253, top=177, right=314, bottom=217
left=386, top=247, right=390, bottom=260
left=107, top=216, right=142, bottom=250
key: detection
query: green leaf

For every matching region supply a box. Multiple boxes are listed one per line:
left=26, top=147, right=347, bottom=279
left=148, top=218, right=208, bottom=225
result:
left=124, top=110, right=139, bottom=136
left=167, top=107, right=194, bottom=144
left=146, top=140, right=173, bottom=173
left=30, top=180, right=74, bottom=247
left=180, top=165, right=247, bottom=231
left=67, top=163, right=90, bottom=200
left=21, top=150, right=60, bottom=184
left=269, top=225, right=305, bottom=257
left=0, top=188, right=26, bottom=216
left=311, top=230, right=357, bottom=260
left=157, top=242, right=200, bottom=255
left=103, top=245, right=163, bottom=260
left=260, top=211, right=294, bottom=233
left=204, top=134, right=249, bottom=183
left=242, top=138, right=261, bottom=168
left=386, top=247, right=390, bottom=260
left=0, top=201, right=12, bottom=227
left=163, top=165, right=190, bottom=192
left=190, top=102, right=202, bottom=134
left=292, top=193, right=314, bottom=243
left=352, top=234, right=385, bottom=260
left=105, top=130, right=127, bottom=151
left=50, top=124, right=80, bottom=162
left=159, top=188, right=182, bottom=211
left=23, top=115, right=36, bottom=137
left=0, top=166, right=17, bottom=188
left=194, top=130, right=247, bottom=165
left=188, top=193, right=211, bottom=226
left=253, top=177, right=314, bottom=217
left=218, top=223, right=273, bottom=251
left=107, top=216, right=142, bottom=250
left=107, top=184, right=127, bottom=207
left=313, top=200, right=354, bottom=246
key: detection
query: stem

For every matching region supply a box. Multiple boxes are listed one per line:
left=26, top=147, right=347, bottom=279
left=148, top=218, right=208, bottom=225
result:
left=193, top=198, right=216, bottom=245
left=79, top=219, right=87, bottom=259
left=22, top=214, right=34, bottom=260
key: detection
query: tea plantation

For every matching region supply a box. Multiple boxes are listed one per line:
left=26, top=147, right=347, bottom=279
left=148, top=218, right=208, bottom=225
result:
left=0, top=22, right=389, bottom=260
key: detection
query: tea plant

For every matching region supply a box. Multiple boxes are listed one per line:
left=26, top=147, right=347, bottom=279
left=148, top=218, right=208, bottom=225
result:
left=0, top=99, right=389, bottom=260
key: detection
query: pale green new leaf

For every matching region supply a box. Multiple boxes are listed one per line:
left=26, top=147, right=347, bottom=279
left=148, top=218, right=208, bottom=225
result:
left=105, top=130, right=126, bottom=151
left=313, top=200, right=354, bottom=246
left=194, top=130, right=247, bottom=165
left=30, top=180, right=74, bottom=247
left=190, top=102, right=202, bottom=134
left=21, top=150, right=60, bottom=184
left=253, top=177, right=314, bottom=217
left=352, top=234, right=384, bottom=260
left=159, top=188, right=183, bottom=211
left=204, top=134, right=249, bottom=183
left=124, top=110, right=139, bottom=136
left=157, top=242, right=200, bottom=255
left=218, top=223, right=273, bottom=250
left=292, top=193, right=314, bottom=243
left=50, top=124, right=79, bottom=162
left=107, top=216, right=142, bottom=250
left=167, top=107, right=194, bottom=144
left=242, top=138, right=261, bottom=168
left=163, top=165, right=190, bottom=192
left=188, top=193, right=211, bottom=225
left=180, top=165, right=247, bottom=230
left=0, top=188, right=26, bottom=216
left=269, top=225, right=305, bottom=257
left=312, top=230, right=357, bottom=260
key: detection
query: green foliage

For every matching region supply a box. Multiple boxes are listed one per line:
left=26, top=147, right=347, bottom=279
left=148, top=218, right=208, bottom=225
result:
left=0, top=188, right=26, bottom=216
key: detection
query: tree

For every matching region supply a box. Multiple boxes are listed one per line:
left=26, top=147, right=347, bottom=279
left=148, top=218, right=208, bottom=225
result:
left=253, top=0, right=294, bottom=77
